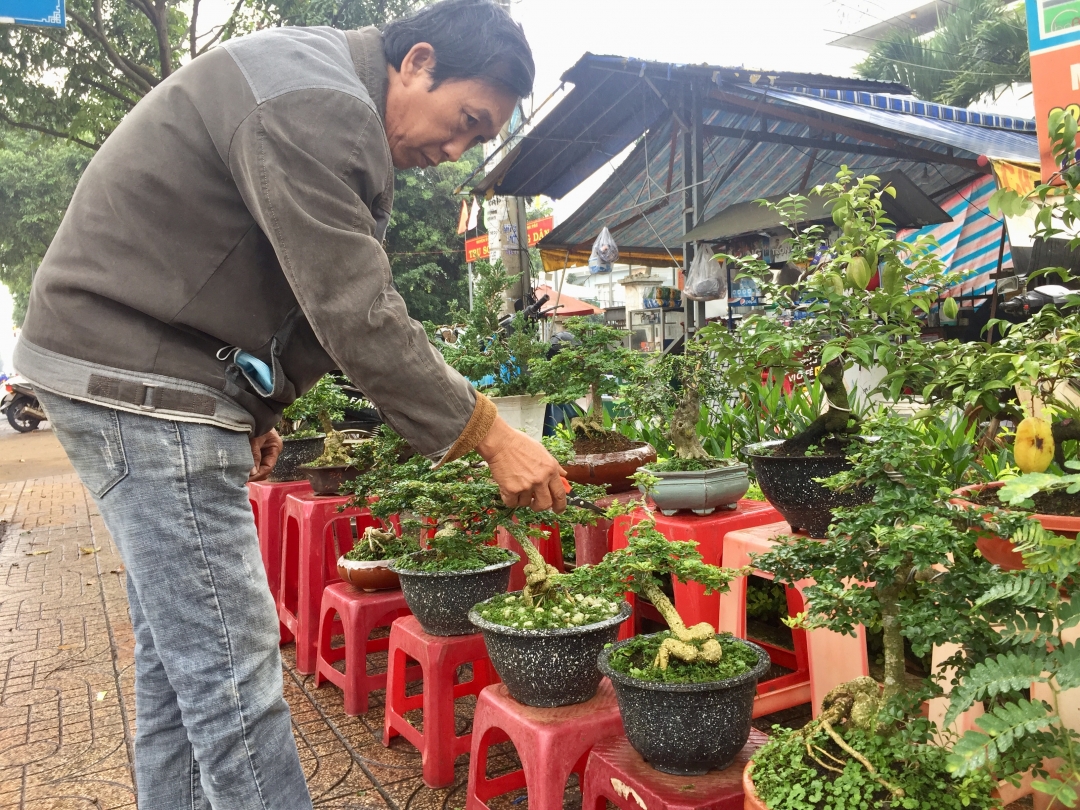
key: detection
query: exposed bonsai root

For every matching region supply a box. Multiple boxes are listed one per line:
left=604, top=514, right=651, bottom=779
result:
left=795, top=677, right=905, bottom=799
left=640, top=580, right=726, bottom=669
left=653, top=634, right=723, bottom=669
left=361, top=527, right=398, bottom=555
left=311, top=412, right=353, bottom=466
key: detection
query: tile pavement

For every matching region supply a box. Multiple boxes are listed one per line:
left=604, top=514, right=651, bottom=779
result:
left=0, top=475, right=534, bottom=810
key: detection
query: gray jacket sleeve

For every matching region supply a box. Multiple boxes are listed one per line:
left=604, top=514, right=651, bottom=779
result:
left=228, top=89, right=478, bottom=460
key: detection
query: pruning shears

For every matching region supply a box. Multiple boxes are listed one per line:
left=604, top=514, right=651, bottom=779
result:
left=561, top=477, right=605, bottom=515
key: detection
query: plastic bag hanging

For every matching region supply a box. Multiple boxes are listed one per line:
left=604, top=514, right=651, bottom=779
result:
left=589, top=226, right=619, bottom=274
left=684, top=244, right=726, bottom=301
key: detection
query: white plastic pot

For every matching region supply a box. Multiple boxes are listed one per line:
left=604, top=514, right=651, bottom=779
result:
left=491, top=394, right=546, bottom=442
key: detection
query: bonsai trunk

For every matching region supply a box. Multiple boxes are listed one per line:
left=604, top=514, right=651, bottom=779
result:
left=879, top=573, right=909, bottom=703
left=1053, top=417, right=1080, bottom=468
left=670, top=387, right=710, bottom=460
left=579, top=382, right=606, bottom=435
left=780, top=360, right=857, bottom=454
left=642, top=581, right=723, bottom=669
left=312, top=411, right=352, bottom=467
left=519, top=535, right=558, bottom=604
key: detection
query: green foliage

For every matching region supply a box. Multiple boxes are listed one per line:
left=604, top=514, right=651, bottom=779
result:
left=0, top=132, right=90, bottom=325
left=607, top=632, right=758, bottom=684
left=752, top=721, right=998, bottom=810
left=394, top=544, right=514, bottom=573
left=280, top=374, right=351, bottom=435
left=559, top=518, right=738, bottom=604
left=998, top=463, right=1080, bottom=508
left=854, top=0, right=1030, bottom=107
left=434, top=260, right=547, bottom=397
left=754, top=415, right=1010, bottom=711
left=702, top=167, right=960, bottom=452
left=386, top=148, right=478, bottom=323
left=531, top=317, right=641, bottom=430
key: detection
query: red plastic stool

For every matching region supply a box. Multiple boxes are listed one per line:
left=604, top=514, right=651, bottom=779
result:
left=573, top=491, right=641, bottom=566
left=278, top=491, right=383, bottom=674
left=383, top=615, right=499, bottom=788
left=466, top=680, right=625, bottom=810
left=581, top=730, right=768, bottom=810
left=497, top=523, right=563, bottom=592
left=248, top=480, right=310, bottom=643
left=314, top=582, right=413, bottom=715
left=718, top=522, right=869, bottom=718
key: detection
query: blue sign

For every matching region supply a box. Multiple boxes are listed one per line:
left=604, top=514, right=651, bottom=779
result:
left=0, top=0, right=64, bottom=28
left=1026, top=0, right=1080, bottom=53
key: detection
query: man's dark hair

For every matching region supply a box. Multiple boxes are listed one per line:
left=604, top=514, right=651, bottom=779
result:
left=383, top=0, right=535, bottom=99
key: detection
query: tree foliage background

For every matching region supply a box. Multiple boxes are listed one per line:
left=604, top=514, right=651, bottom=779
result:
left=0, top=0, right=482, bottom=327
left=854, top=0, right=1030, bottom=107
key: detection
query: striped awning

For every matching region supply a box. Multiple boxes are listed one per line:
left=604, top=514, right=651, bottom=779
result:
left=898, top=175, right=1009, bottom=299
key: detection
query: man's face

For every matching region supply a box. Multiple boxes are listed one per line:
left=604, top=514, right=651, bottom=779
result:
left=385, top=43, right=518, bottom=170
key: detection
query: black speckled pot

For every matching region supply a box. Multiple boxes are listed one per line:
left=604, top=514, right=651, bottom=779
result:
left=391, top=553, right=516, bottom=636
left=597, top=635, right=770, bottom=775
left=744, top=439, right=874, bottom=538
left=270, top=435, right=325, bottom=482
left=469, top=597, right=632, bottom=707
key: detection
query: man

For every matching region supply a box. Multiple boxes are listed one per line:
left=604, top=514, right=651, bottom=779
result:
left=15, top=1, right=565, bottom=806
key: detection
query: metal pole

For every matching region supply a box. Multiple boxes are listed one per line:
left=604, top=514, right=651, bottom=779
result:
left=468, top=262, right=474, bottom=312
left=682, top=82, right=695, bottom=342
left=986, top=223, right=1008, bottom=345
left=691, top=81, right=707, bottom=333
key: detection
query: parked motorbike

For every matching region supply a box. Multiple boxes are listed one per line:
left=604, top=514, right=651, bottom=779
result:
left=1000, top=284, right=1079, bottom=318
left=1, top=377, right=46, bottom=432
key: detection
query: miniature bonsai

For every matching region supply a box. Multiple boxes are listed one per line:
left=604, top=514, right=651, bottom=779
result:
left=280, top=373, right=351, bottom=441
left=706, top=166, right=961, bottom=458
left=746, top=415, right=1009, bottom=807
left=531, top=317, right=641, bottom=448
left=341, top=526, right=418, bottom=564
left=621, top=337, right=732, bottom=471
left=432, top=259, right=548, bottom=398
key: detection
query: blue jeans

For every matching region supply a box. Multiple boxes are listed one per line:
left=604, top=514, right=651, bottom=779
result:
left=39, top=392, right=313, bottom=810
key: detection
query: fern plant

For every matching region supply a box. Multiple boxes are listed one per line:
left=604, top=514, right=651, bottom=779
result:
left=947, top=518, right=1080, bottom=805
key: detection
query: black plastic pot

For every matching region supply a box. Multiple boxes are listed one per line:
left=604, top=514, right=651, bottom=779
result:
left=270, top=435, right=325, bottom=482
left=744, top=439, right=873, bottom=538
left=597, top=634, right=770, bottom=775
left=302, top=463, right=360, bottom=496
left=469, top=597, right=632, bottom=707
left=391, top=553, right=516, bottom=636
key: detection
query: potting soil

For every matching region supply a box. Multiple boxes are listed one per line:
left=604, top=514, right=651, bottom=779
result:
left=971, top=486, right=1080, bottom=517
left=474, top=591, right=620, bottom=630
left=572, top=431, right=638, bottom=454
left=607, top=632, right=759, bottom=683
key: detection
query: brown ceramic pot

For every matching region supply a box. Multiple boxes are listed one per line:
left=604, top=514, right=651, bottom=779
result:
left=336, top=556, right=400, bottom=591
left=562, top=442, right=657, bottom=493
left=303, top=464, right=360, bottom=496
left=951, top=481, right=1080, bottom=571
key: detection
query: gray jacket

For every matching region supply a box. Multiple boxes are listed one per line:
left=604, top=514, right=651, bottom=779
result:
left=16, top=26, right=493, bottom=462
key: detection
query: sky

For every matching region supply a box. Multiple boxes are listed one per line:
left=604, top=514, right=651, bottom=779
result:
left=0, top=0, right=1035, bottom=367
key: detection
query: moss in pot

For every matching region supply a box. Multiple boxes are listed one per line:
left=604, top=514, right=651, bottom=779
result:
left=531, top=317, right=655, bottom=493
left=621, top=341, right=748, bottom=515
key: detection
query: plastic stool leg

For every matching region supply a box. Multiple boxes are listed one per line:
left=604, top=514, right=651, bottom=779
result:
left=421, top=659, right=461, bottom=788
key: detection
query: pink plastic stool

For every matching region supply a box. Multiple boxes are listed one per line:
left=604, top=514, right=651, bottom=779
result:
left=383, top=615, right=499, bottom=788
left=314, top=582, right=413, bottom=715
left=581, top=731, right=767, bottom=810
left=278, top=491, right=383, bottom=674
left=466, top=680, right=625, bottom=810
left=248, top=480, right=310, bottom=643
left=497, top=523, right=563, bottom=592
left=717, top=522, right=869, bottom=718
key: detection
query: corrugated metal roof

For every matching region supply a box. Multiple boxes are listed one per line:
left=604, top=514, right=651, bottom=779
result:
left=540, top=109, right=982, bottom=260
left=750, top=87, right=1039, bottom=162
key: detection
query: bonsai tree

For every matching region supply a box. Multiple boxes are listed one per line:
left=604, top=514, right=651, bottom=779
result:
left=746, top=415, right=1010, bottom=806
left=280, top=373, right=352, bottom=439
left=531, top=317, right=641, bottom=442
left=705, top=166, right=961, bottom=457
left=432, top=260, right=548, bottom=398
left=561, top=513, right=744, bottom=670
left=620, top=337, right=729, bottom=469
left=290, top=375, right=357, bottom=467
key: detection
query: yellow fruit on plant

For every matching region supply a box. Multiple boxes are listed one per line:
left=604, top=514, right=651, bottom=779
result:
left=1014, top=417, right=1055, bottom=473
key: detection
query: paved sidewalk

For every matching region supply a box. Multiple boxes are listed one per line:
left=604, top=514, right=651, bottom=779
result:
left=0, top=475, right=523, bottom=810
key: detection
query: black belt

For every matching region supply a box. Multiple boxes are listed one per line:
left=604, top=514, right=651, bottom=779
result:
left=87, top=374, right=217, bottom=416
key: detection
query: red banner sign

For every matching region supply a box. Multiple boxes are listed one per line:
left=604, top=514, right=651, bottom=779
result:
left=465, top=216, right=554, bottom=263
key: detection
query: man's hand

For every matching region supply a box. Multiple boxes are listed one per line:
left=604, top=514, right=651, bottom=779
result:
left=249, top=429, right=283, bottom=482
left=476, top=416, right=567, bottom=513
